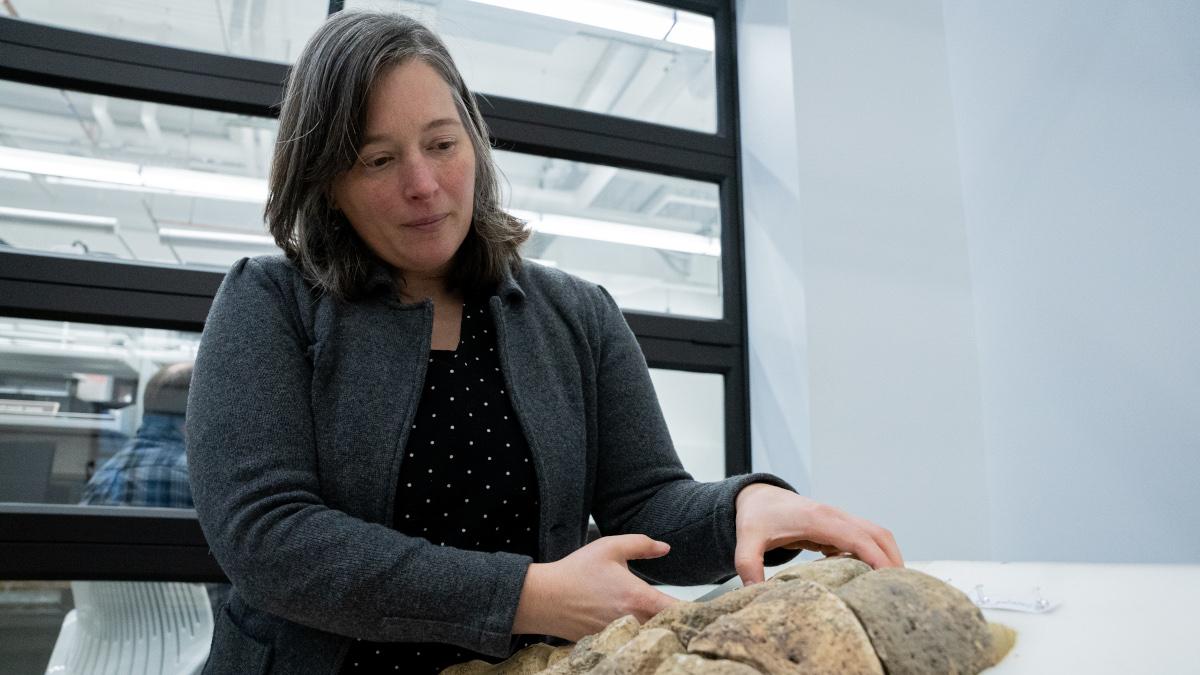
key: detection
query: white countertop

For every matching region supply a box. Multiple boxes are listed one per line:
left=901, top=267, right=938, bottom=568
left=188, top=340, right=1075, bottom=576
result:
left=659, top=560, right=1200, bottom=674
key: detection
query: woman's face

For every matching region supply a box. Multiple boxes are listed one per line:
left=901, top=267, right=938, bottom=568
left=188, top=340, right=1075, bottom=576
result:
left=331, top=60, right=476, bottom=281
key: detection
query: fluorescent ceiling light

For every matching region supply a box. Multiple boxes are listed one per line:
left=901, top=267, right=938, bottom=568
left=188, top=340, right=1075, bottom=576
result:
left=45, top=176, right=173, bottom=195
left=512, top=208, right=719, bottom=256
left=0, top=146, right=141, bottom=186
left=467, top=0, right=714, bottom=52
left=0, top=146, right=268, bottom=204
left=157, top=226, right=276, bottom=247
left=0, top=206, right=117, bottom=229
left=0, top=169, right=32, bottom=182
left=142, top=167, right=267, bottom=203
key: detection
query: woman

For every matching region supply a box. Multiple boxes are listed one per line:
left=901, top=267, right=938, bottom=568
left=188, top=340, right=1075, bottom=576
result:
left=187, top=11, right=902, bottom=675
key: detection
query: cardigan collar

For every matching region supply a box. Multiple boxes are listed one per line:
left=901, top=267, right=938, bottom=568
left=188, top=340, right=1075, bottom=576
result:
left=362, top=258, right=526, bottom=305
left=495, top=264, right=525, bottom=304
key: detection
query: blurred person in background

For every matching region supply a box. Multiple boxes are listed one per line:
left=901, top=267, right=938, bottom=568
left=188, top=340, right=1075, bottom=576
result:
left=82, top=361, right=193, bottom=508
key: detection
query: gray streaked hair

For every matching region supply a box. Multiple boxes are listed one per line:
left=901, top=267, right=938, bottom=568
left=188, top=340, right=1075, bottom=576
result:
left=266, top=11, right=528, bottom=301
left=143, top=362, right=193, bottom=416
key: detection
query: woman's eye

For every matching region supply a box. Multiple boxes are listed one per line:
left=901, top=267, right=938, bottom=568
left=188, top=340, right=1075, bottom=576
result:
left=364, top=155, right=393, bottom=169
left=432, top=139, right=457, bottom=152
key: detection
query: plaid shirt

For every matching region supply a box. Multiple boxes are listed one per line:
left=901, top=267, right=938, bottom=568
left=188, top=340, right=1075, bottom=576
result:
left=81, top=413, right=193, bottom=508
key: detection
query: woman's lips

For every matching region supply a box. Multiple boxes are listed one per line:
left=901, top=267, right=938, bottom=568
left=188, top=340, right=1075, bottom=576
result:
left=403, top=213, right=448, bottom=229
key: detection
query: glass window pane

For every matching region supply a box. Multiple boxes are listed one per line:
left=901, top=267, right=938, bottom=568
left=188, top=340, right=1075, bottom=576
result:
left=9, top=0, right=330, bottom=63
left=497, top=150, right=722, bottom=319
left=0, top=579, right=224, bottom=673
left=0, top=316, right=200, bottom=507
left=0, top=79, right=279, bottom=270
left=0, top=580, right=72, bottom=673
left=650, top=369, right=724, bottom=482
left=0, top=82, right=720, bottom=316
left=346, top=0, right=718, bottom=132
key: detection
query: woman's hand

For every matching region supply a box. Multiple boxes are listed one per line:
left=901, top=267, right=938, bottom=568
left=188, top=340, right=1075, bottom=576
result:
left=733, top=483, right=904, bottom=585
left=512, top=534, right=679, bottom=641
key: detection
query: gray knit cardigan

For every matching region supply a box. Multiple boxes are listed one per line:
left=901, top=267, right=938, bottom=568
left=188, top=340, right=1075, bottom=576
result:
left=186, top=255, right=796, bottom=674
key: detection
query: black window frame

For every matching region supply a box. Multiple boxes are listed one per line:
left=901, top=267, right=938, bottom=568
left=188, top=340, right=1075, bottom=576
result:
left=0, top=0, right=748, bottom=581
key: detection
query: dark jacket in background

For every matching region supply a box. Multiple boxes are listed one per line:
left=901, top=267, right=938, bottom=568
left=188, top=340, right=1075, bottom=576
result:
left=187, top=255, right=796, bottom=674
left=82, top=412, right=192, bottom=508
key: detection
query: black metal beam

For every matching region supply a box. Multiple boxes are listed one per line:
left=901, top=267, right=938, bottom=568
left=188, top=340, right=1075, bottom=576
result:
left=0, top=251, right=220, bottom=332
left=724, top=0, right=753, bottom=476
left=640, top=335, right=735, bottom=372
left=641, top=0, right=725, bottom=16
left=0, top=505, right=226, bottom=582
left=711, top=0, right=737, bottom=139
left=0, top=250, right=743, bottom=344
left=487, top=110, right=735, bottom=185
left=0, top=279, right=211, bottom=333
left=479, top=94, right=733, bottom=161
left=0, top=17, right=287, bottom=117
left=626, top=312, right=739, bottom=348
left=0, top=250, right=223, bottom=297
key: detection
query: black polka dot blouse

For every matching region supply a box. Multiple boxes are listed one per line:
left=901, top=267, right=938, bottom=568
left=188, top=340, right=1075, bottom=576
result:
left=341, top=300, right=544, bottom=673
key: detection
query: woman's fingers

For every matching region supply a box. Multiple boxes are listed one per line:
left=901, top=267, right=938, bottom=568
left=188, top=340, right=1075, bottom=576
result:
left=601, top=533, right=671, bottom=561
left=592, top=536, right=679, bottom=622
left=779, top=505, right=897, bottom=570
left=733, top=537, right=768, bottom=585
left=638, top=586, right=680, bottom=621
left=851, top=516, right=904, bottom=567
left=809, top=509, right=895, bottom=569
left=841, top=534, right=891, bottom=569
left=734, top=487, right=905, bottom=578
left=783, top=539, right=844, bottom=556
left=531, top=535, right=680, bottom=640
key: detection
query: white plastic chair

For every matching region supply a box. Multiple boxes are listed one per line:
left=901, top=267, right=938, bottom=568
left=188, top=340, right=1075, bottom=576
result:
left=45, top=581, right=213, bottom=675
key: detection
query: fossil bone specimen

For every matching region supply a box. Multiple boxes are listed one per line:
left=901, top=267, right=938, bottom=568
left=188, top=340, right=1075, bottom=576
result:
left=442, top=559, right=1015, bottom=675
left=688, top=579, right=883, bottom=675
left=834, top=568, right=1009, bottom=675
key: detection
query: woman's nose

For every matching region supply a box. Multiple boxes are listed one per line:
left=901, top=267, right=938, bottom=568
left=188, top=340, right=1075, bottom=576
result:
left=402, top=158, right=438, bottom=201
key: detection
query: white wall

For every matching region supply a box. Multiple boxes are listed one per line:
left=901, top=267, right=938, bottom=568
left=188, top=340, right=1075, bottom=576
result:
left=738, top=0, right=814, bottom=498
left=739, top=0, right=991, bottom=561
left=739, top=0, right=1200, bottom=563
left=943, top=0, right=1200, bottom=562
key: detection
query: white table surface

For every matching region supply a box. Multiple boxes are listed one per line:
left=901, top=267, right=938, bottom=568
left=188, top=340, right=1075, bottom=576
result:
left=658, top=560, right=1200, bottom=674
